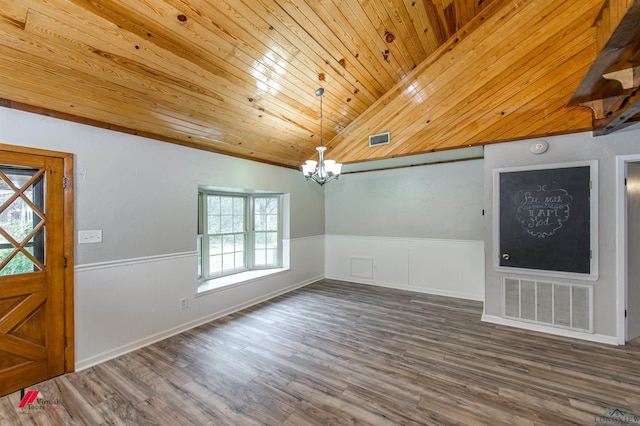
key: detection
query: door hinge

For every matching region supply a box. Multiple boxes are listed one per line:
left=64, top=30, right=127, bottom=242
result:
left=63, top=257, right=67, bottom=268
left=63, top=177, right=69, bottom=189
left=625, top=309, right=628, bottom=318
left=625, top=178, right=628, bottom=186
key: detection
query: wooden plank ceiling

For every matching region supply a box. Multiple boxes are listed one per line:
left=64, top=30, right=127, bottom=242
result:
left=0, top=0, right=622, bottom=169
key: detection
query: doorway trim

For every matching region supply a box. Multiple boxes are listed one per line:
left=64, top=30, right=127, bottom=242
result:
left=0, top=143, right=74, bottom=371
left=616, top=154, right=640, bottom=345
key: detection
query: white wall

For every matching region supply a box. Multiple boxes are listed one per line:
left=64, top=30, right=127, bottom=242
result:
left=483, top=125, right=640, bottom=344
left=325, top=160, right=485, bottom=300
left=0, top=108, right=325, bottom=369
left=325, top=160, right=484, bottom=239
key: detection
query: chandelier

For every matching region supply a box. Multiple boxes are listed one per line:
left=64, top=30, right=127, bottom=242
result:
left=302, top=88, right=342, bottom=186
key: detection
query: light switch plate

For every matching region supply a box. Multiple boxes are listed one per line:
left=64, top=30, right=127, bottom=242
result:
left=78, top=230, right=102, bottom=244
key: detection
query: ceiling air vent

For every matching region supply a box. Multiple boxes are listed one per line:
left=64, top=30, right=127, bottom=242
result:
left=369, top=132, right=390, bottom=147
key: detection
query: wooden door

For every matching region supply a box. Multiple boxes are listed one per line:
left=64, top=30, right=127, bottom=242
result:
left=0, top=146, right=73, bottom=396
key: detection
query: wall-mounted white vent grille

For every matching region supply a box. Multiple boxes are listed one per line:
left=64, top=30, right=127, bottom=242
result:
left=350, top=256, right=373, bottom=279
left=503, top=278, right=593, bottom=333
left=369, top=132, right=390, bottom=147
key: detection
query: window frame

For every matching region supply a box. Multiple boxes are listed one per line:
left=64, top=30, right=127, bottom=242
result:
left=197, top=189, right=283, bottom=283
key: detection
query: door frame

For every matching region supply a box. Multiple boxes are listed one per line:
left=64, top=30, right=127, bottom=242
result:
left=615, top=154, right=640, bottom=345
left=0, top=143, right=74, bottom=371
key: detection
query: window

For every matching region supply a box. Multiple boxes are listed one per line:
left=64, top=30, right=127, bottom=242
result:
left=198, top=189, right=283, bottom=281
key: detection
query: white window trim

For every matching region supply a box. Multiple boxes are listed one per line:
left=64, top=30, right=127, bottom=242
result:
left=197, top=188, right=284, bottom=290
left=196, top=267, right=289, bottom=296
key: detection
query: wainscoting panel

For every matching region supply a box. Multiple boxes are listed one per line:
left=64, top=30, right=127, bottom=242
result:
left=75, top=236, right=324, bottom=370
left=325, top=235, right=484, bottom=300
left=408, top=239, right=485, bottom=300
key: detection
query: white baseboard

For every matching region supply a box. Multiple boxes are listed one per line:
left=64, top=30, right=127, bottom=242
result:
left=75, top=276, right=321, bottom=371
left=481, top=314, right=619, bottom=346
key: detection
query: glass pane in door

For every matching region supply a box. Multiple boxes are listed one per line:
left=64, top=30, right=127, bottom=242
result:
left=0, top=166, right=45, bottom=276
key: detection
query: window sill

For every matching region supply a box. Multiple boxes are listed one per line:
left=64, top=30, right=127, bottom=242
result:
left=196, top=268, right=289, bottom=296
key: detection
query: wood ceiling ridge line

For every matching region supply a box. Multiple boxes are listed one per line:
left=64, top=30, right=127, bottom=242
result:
left=328, top=0, right=584, bottom=160
left=334, top=0, right=407, bottom=78
left=271, top=0, right=393, bottom=95
left=370, top=0, right=428, bottom=67
left=423, top=0, right=450, bottom=45
left=391, top=0, right=431, bottom=60
left=383, top=15, right=598, bottom=156
left=218, top=0, right=382, bottom=109
left=401, top=0, right=437, bottom=55
left=340, top=0, right=423, bottom=79
left=305, top=0, right=405, bottom=84
left=414, top=0, right=443, bottom=52
left=262, top=0, right=388, bottom=98
left=443, top=0, right=462, bottom=35
left=338, top=0, right=418, bottom=79
left=250, top=2, right=381, bottom=108
left=324, top=0, right=528, bottom=154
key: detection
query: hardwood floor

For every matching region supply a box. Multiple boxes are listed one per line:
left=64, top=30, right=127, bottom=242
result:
left=1, top=279, right=639, bottom=425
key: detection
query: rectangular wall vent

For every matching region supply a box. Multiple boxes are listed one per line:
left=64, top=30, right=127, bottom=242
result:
left=369, top=132, right=390, bottom=147
left=503, top=278, right=593, bottom=333
left=350, top=256, right=373, bottom=279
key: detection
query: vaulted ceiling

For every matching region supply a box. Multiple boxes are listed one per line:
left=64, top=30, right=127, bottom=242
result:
left=0, top=0, right=637, bottom=169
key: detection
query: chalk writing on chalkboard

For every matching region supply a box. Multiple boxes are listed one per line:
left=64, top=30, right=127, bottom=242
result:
left=514, top=185, right=573, bottom=238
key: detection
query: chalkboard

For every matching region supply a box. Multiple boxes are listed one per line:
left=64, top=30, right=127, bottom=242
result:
left=498, top=165, right=591, bottom=274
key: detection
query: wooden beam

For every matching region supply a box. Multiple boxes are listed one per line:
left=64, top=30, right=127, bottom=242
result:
left=568, top=0, right=640, bottom=105
left=603, top=64, right=640, bottom=89
left=594, top=88, right=640, bottom=135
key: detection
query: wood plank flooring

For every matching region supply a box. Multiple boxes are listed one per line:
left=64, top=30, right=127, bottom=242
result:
left=1, top=279, right=639, bottom=425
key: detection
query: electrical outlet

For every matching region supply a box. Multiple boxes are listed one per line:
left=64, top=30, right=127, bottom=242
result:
left=179, top=298, right=188, bottom=310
